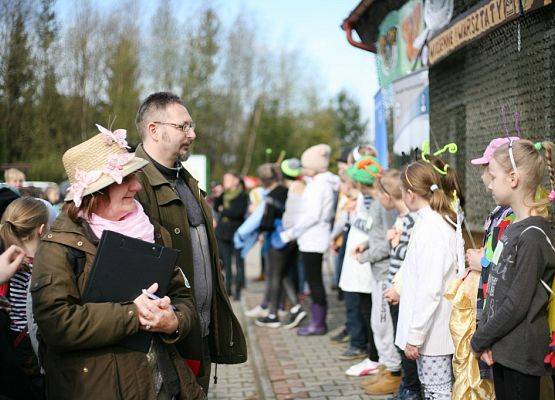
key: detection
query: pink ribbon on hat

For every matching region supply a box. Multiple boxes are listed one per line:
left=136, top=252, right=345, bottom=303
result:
left=103, top=153, right=135, bottom=184
left=549, top=190, right=555, bottom=203
left=69, top=169, right=103, bottom=207
left=96, top=124, right=130, bottom=149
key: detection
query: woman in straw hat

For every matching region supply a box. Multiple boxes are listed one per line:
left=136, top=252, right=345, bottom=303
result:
left=30, top=125, right=205, bottom=400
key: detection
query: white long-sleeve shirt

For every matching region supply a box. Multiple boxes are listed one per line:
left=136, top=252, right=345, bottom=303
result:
left=395, top=206, right=457, bottom=356
left=283, top=171, right=339, bottom=253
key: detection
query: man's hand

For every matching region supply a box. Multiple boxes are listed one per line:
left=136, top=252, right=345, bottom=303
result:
left=0, top=245, right=25, bottom=284
left=384, top=287, right=400, bottom=305
left=405, top=344, right=420, bottom=360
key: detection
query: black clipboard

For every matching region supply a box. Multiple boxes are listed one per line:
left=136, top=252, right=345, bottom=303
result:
left=81, top=230, right=180, bottom=352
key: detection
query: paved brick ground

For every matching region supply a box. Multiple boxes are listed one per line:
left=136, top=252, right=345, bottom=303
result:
left=208, top=246, right=395, bottom=399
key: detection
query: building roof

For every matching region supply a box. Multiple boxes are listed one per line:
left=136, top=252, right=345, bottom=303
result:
left=342, top=0, right=408, bottom=48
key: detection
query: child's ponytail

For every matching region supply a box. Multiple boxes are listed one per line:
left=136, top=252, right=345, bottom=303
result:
left=402, top=161, right=457, bottom=224
left=542, top=141, right=555, bottom=199
left=0, top=198, right=49, bottom=248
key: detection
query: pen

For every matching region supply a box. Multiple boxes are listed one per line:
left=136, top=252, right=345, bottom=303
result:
left=141, top=289, right=177, bottom=310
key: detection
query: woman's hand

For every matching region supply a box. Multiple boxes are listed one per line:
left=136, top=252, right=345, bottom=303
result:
left=384, top=287, right=400, bottom=305
left=404, top=344, right=420, bottom=360
left=466, top=248, right=484, bottom=272
left=0, top=245, right=25, bottom=284
left=133, top=283, right=179, bottom=335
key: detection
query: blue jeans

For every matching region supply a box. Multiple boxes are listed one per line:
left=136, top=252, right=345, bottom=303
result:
left=344, top=291, right=367, bottom=350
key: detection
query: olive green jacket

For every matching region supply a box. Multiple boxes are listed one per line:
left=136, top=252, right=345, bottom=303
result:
left=135, top=145, right=247, bottom=365
left=30, top=212, right=206, bottom=400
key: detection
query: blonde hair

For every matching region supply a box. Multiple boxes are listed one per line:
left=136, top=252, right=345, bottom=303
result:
left=0, top=197, right=49, bottom=247
left=492, top=139, right=554, bottom=217
left=401, top=161, right=458, bottom=224
left=4, top=168, right=25, bottom=183
left=378, top=169, right=402, bottom=200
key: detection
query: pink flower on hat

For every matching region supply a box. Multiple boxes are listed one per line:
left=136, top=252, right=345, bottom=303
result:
left=69, top=168, right=103, bottom=207
left=103, top=153, right=135, bottom=184
left=96, top=124, right=130, bottom=149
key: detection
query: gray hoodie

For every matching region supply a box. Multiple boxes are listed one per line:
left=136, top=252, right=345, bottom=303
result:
left=358, top=197, right=397, bottom=282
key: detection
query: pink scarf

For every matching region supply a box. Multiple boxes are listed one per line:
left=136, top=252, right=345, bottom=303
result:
left=85, top=200, right=155, bottom=243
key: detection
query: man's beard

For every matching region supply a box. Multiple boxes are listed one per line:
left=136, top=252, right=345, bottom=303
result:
left=178, top=146, right=192, bottom=162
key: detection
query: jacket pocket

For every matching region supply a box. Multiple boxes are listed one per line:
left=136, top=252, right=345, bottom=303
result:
left=30, top=273, right=52, bottom=292
left=50, top=350, right=120, bottom=400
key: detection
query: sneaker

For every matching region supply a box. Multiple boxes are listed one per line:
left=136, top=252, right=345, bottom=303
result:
left=364, top=370, right=401, bottom=395
left=283, top=307, right=307, bottom=329
left=330, top=328, right=349, bottom=344
left=338, top=346, right=367, bottom=361
left=255, top=315, right=281, bottom=328
left=345, top=358, right=380, bottom=377
left=244, top=305, right=269, bottom=318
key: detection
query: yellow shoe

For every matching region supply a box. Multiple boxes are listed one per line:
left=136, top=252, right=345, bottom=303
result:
left=364, top=370, right=402, bottom=396
left=360, top=365, right=386, bottom=389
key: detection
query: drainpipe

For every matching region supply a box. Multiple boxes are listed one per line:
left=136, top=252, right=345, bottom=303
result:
left=342, top=21, right=376, bottom=53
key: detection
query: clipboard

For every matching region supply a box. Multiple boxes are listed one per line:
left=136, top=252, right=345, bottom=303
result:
left=81, top=230, right=180, bottom=352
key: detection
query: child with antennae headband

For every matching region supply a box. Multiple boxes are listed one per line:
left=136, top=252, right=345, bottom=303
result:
left=471, top=138, right=555, bottom=400
left=395, top=160, right=461, bottom=400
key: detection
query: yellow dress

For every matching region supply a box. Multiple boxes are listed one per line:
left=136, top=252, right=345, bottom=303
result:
left=445, top=271, right=495, bottom=400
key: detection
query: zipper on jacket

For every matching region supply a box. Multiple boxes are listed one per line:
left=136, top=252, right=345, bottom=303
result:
left=229, top=323, right=234, bottom=347
left=213, top=363, right=218, bottom=385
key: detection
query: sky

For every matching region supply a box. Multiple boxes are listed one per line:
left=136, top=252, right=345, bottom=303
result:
left=215, top=0, right=379, bottom=134
left=56, top=0, right=379, bottom=138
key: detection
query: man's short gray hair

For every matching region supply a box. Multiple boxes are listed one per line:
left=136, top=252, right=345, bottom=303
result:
left=135, top=92, right=185, bottom=138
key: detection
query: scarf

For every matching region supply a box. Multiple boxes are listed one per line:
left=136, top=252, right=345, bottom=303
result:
left=85, top=200, right=154, bottom=243
left=223, top=187, right=242, bottom=209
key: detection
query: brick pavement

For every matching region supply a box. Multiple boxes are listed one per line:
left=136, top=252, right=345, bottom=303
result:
left=208, top=246, right=396, bottom=400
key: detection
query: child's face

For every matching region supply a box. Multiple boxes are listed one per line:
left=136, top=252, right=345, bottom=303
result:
left=487, top=158, right=514, bottom=206
left=480, top=165, right=492, bottom=189
left=377, top=189, right=395, bottom=210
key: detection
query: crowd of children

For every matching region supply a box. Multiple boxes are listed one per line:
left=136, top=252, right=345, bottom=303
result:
left=242, top=137, right=555, bottom=400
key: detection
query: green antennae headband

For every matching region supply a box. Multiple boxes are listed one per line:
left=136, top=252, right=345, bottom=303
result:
left=421, top=140, right=458, bottom=175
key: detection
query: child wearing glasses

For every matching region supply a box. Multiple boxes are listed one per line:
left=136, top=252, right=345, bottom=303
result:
left=471, top=139, right=555, bottom=400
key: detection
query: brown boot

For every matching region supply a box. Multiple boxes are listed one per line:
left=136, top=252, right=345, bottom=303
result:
left=360, top=365, right=386, bottom=389
left=364, top=370, right=401, bottom=396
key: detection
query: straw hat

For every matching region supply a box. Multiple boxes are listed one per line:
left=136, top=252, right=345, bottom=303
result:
left=63, top=124, right=148, bottom=207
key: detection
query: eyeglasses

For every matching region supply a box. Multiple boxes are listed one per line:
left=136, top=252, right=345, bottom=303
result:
left=154, top=121, right=196, bottom=135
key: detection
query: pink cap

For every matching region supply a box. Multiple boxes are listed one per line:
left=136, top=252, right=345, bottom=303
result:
left=471, top=137, right=520, bottom=165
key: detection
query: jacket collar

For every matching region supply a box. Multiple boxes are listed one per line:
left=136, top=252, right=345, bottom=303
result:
left=137, top=144, right=200, bottom=188
left=45, top=212, right=97, bottom=255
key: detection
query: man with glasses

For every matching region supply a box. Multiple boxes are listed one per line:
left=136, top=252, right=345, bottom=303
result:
left=134, top=92, right=247, bottom=394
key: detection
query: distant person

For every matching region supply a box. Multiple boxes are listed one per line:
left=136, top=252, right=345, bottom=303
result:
left=213, top=172, right=249, bottom=300
left=45, top=185, right=62, bottom=213
left=4, top=168, right=25, bottom=191
left=281, top=144, right=340, bottom=336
